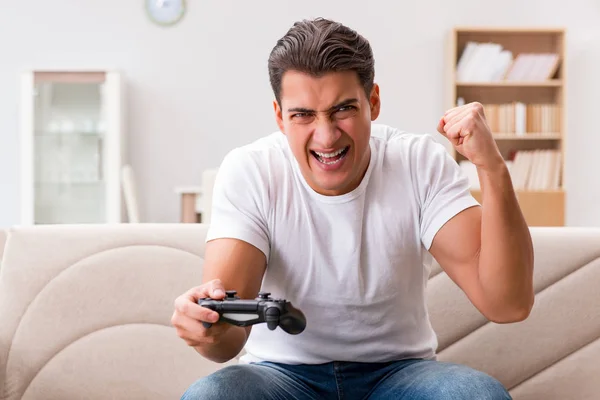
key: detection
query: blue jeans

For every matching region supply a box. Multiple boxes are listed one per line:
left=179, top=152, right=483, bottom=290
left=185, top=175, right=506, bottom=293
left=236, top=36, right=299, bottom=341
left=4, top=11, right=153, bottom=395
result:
left=181, top=358, right=511, bottom=399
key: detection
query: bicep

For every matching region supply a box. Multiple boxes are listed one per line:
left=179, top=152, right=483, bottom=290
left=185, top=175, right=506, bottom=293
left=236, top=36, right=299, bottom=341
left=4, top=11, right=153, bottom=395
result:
left=202, top=238, right=267, bottom=300
left=429, top=205, right=485, bottom=306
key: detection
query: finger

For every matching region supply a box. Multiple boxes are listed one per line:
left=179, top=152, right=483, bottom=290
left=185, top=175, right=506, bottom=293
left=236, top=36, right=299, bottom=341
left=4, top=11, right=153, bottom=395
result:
left=177, top=312, right=229, bottom=338
left=444, top=104, right=464, bottom=117
left=210, top=279, right=225, bottom=298
left=185, top=284, right=211, bottom=301
left=173, top=312, right=209, bottom=333
left=440, top=106, right=469, bottom=134
left=445, top=122, right=466, bottom=141
left=174, top=295, right=221, bottom=322
left=174, top=316, right=219, bottom=345
left=444, top=104, right=467, bottom=120
left=443, top=107, right=472, bottom=133
left=436, top=117, right=445, bottom=135
left=172, top=312, right=222, bottom=343
left=184, top=279, right=225, bottom=301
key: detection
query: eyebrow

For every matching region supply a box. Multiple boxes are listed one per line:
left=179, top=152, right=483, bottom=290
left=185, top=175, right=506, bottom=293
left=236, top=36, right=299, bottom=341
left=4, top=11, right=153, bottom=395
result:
left=287, top=98, right=359, bottom=114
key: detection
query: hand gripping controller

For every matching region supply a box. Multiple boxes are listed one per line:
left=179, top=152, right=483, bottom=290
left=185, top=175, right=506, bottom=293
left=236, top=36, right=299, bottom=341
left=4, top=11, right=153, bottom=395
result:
left=198, top=290, right=307, bottom=335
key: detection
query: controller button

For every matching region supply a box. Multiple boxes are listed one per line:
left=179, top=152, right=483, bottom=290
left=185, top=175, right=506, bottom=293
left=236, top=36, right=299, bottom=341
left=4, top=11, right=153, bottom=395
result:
left=225, top=290, right=237, bottom=299
left=258, top=291, right=271, bottom=299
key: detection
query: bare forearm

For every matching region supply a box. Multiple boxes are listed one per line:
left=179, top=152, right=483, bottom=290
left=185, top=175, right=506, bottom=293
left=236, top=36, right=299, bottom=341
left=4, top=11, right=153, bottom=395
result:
left=477, top=163, right=534, bottom=322
left=195, top=326, right=248, bottom=363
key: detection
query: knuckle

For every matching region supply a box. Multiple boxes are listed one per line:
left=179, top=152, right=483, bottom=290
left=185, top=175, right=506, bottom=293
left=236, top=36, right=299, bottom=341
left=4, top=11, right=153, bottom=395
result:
left=181, top=301, right=190, bottom=314
left=175, top=300, right=189, bottom=315
left=212, top=279, right=223, bottom=289
left=174, top=296, right=186, bottom=310
left=191, top=285, right=204, bottom=296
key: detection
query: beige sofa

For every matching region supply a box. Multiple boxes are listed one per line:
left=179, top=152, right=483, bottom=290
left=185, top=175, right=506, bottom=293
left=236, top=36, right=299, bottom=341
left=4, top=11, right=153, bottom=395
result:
left=0, top=223, right=598, bottom=399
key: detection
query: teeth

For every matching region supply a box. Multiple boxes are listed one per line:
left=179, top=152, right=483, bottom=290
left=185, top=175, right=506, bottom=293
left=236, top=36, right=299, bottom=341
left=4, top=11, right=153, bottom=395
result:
left=315, top=147, right=346, bottom=158
left=320, top=157, right=343, bottom=165
left=313, top=147, right=348, bottom=165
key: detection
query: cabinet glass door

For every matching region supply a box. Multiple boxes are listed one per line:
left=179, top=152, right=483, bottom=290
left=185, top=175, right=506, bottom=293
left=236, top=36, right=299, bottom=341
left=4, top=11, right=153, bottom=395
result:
left=21, top=71, right=123, bottom=225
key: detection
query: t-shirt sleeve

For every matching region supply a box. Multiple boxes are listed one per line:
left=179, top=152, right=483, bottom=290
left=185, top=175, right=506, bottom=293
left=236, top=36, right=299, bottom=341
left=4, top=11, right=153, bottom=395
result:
left=205, top=148, right=271, bottom=261
left=414, top=135, right=480, bottom=250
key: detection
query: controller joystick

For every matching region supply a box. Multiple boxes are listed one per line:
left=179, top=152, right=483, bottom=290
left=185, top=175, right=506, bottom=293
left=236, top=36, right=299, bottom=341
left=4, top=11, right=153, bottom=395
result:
left=198, top=290, right=306, bottom=335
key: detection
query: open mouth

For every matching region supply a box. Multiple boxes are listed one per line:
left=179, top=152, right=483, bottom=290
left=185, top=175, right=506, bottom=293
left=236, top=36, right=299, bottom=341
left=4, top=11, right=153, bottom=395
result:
left=310, top=146, right=350, bottom=165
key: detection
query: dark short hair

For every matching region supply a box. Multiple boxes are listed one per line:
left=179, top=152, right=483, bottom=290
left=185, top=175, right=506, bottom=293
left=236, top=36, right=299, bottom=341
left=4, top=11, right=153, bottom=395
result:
left=268, top=18, right=375, bottom=105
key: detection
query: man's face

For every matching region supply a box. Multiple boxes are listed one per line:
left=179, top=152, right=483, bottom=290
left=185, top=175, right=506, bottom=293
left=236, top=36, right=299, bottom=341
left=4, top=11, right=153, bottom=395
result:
left=274, top=70, right=380, bottom=196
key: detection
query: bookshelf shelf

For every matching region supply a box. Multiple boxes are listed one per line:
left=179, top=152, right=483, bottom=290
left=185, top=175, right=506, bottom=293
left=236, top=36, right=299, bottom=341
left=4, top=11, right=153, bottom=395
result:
left=492, top=133, right=561, bottom=140
left=473, top=189, right=564, bottom=195
left=453, top=26, right=564, bottom=34
left=456, top=80, right=562, bottom=87
left=449, top=27, right=566, bottom=226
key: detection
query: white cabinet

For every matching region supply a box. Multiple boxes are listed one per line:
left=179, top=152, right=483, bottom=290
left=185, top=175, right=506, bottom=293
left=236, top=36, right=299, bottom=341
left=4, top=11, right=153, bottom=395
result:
left=20, top=71, right=126, bottom=224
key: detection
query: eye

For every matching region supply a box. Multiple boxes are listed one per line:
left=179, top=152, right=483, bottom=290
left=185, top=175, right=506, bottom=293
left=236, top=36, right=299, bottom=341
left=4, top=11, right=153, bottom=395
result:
left=334, top=105, right=357, bottom=118
left=290, top=112, right=314, bottom=124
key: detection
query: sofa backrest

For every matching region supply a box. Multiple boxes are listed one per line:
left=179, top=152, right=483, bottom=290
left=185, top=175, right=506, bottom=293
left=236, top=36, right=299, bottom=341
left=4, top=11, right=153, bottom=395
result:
left=428, top=226, right=600, bottom=399
left=0, top=223, right=237, bottom=400
left=1, top=224, right=599, bottom=399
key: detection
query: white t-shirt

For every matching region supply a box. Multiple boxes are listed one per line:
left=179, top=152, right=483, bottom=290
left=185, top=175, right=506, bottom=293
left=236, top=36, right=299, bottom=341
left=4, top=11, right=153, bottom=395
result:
left=206, top=123, right=479, bottom=365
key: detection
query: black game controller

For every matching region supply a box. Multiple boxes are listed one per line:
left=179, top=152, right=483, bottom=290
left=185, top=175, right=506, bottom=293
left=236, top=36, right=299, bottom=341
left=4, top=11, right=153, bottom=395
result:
left=198, top=290, right=307, bottom=335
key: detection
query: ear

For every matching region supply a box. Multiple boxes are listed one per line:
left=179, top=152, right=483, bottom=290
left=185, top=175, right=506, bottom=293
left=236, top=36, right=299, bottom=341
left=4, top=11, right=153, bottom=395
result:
left=273, top=100, right=285, bottom=133
left=369, top=83, right=381, bottom=121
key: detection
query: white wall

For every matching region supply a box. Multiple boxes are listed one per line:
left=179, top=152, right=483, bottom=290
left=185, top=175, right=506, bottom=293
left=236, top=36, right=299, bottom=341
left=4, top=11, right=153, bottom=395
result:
left=1, top=0, right=599, bottom=226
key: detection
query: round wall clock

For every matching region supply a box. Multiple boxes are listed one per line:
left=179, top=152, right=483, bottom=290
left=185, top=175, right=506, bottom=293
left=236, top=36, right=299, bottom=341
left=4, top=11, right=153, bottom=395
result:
left=145, top=0, right=186, bottom=26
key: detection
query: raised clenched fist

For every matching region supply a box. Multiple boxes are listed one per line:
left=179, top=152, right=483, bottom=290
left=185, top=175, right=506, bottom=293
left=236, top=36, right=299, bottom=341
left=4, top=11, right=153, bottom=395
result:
left=437, top=102, right=504, bottom=171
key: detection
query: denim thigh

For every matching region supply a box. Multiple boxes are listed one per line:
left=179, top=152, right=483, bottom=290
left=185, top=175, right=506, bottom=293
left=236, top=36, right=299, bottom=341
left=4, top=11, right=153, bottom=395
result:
left=364, top=359, right=512, bottom=400
left=180, top=361, right=336, bottom=400
left=181, top=358, right=511, bottom=400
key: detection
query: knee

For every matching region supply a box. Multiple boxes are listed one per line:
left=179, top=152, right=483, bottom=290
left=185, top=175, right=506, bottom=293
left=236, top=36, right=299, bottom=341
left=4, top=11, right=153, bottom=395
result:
left=180, top=365, right=262, bottom=400
left=418, top=363, right=511, bottom=400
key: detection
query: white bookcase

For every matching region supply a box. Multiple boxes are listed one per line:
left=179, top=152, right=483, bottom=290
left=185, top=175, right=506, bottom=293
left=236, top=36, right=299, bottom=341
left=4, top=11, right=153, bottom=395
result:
left=20, top=70, right=126, bottom=225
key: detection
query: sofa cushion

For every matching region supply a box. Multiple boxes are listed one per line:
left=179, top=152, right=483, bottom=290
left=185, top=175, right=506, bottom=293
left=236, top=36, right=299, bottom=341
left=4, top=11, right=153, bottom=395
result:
left=0, top=223, right=235, bottom=400
left=508, top=337, right=600, bottom=399
left=428, top=227, right=600, bottom=397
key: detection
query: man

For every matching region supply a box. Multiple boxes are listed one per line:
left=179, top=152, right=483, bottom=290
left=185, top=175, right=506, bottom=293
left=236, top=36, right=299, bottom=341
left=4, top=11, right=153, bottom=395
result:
left=172, top=17, right=534, bottom=399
